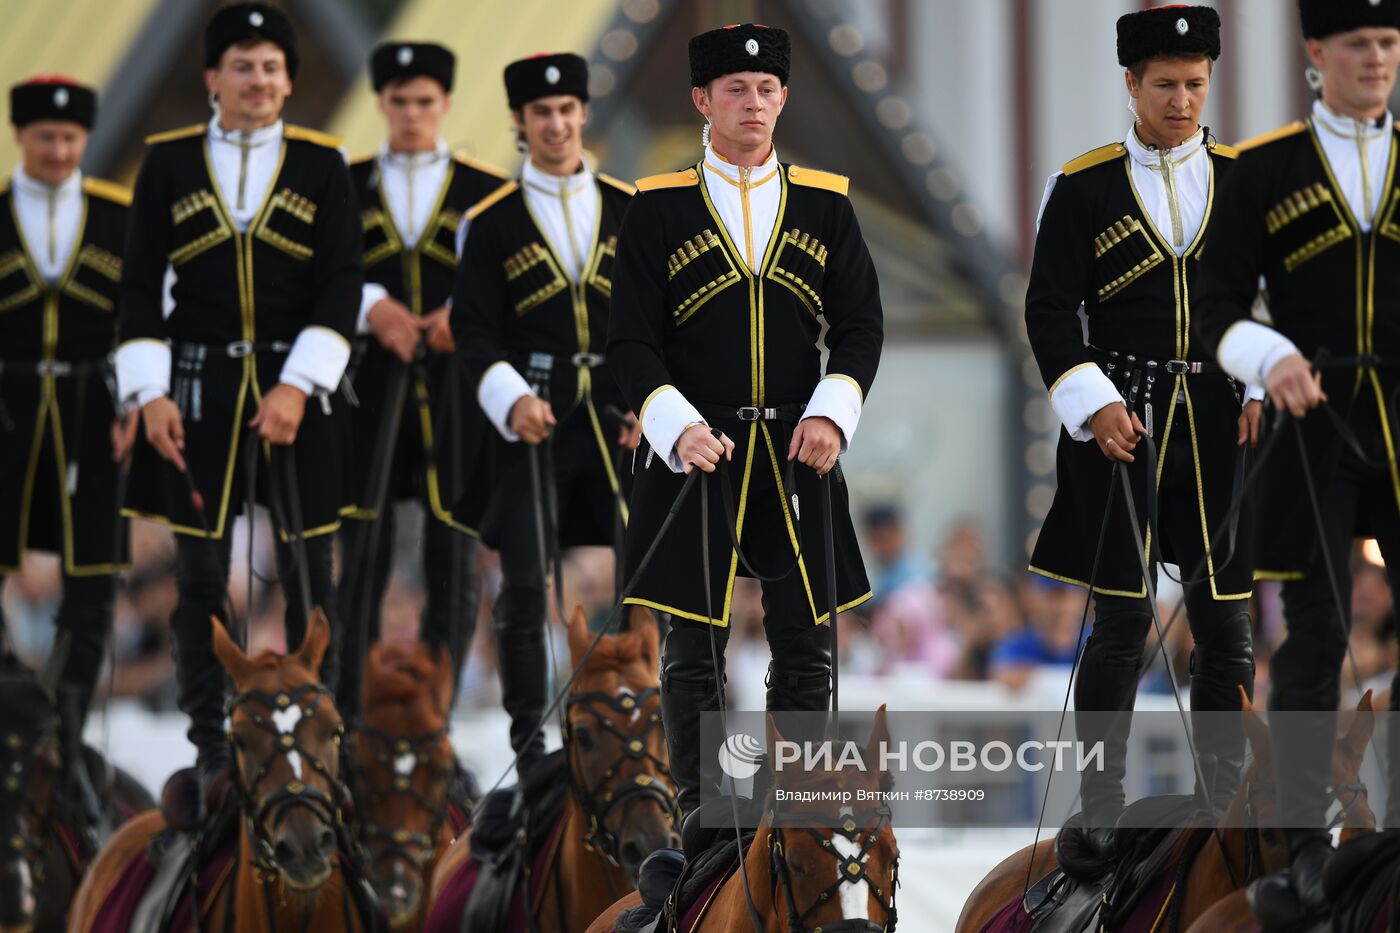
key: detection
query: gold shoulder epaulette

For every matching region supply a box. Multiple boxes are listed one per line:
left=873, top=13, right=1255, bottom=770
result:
left=1209, top=142, right=1239, bottom=159
left=1236, top=122, right=1307, bottom=153
left=453, top=152, right=509, bottom=179
left=466, top=180, right=520, bottom=221
left=83, top=177, right=133, bottom=206
left=349, top=153, right=374, bottom=167
left=597, top=172, right=637, bottom=196
left=284, top=125, right=344, bottom=149
left=635, top=168, right=699, bottom=192
left=787, top=165, right=849, bottom=196
left=145, top=124, right=205, bottom=146
left=1062, top=142, right=1125, bottom=175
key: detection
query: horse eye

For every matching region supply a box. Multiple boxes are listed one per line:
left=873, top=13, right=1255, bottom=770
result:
left=575, top=727, right=595, bottom=750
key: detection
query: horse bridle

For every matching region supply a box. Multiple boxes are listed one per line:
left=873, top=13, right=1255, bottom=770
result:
left=349, top=720, right=453, bottom=871
left=225, top=682, right=350, bottom=874
left=0, top=677, right=60, bottom=883
left=563, top=686, right=680, bottom=867
left=768, top=801, right=899, bottom=933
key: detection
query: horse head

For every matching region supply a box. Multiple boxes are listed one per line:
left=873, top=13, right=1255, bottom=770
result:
left=763, top=705, right=900, bottom=933
left=564, top=605, right=680, bottom=884
left=211, top=610, right=347, bottom=895
left=0, top=652, right=61, bottom=933
left=349, top=640, right=456, bottom=929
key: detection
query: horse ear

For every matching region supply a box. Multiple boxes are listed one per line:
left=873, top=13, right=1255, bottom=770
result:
left=567, top=605, right=591, bottom=667
left=294, top=607, right=331, bottom=676
left=432, top=643, right=455, bottom=714
left=210, top=615, right=253, bottom=684
left=766, top=714, right=787, bottom=781
left=1341, top=689, right=1376, bottom=763
left=864, top=705, right=890, bottom=778
left=635, top=613, right=660, bottom=670
left=1240, top=688, right=1272, bottom=770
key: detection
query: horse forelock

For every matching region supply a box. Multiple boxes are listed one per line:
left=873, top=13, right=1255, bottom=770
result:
left=578, top=629, right=653, bottom=677
left=363, top=643, right=448, bottom=716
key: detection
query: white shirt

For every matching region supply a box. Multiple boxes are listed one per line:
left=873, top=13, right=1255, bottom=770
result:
left=357, top=139, right=453, bottom=332
left=12, top=166, right=83, bottom=283
left=701, top=143, right=781, bottom=272
left=1125, top=126, right=1210, bottom=257
left=520, top=156, right=598, bottom=282
left=206, top=116, right=283, bottom=231
left=1311, top=99, right=1393, bottom=232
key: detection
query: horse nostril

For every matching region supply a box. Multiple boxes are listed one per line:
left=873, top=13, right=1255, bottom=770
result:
left=274, top=840, right=298, bottom=867
left=318, top=829, right=336, bottom=856
left=620, top=841, right=645, bottom=869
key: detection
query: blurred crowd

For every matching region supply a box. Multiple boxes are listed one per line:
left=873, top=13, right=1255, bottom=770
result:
left=3, top=500, right=1395, bottom=715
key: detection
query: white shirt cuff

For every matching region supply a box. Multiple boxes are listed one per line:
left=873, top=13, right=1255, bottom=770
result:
left=478, top=361, right=534, bottom=441
left=358, top=283, right=389, bottom=336
left=1217, top=320, right=1300, bottom=386
left=640, top=385, right=705, bottom=473
left=279, top=326, right=351, bottom=394
left=1245, top=383, right=1266, bottom=403
left=802, top=374, right=863, bottom=451
left=115, top=339, right=171, bottom=406
left=136, top=386, right=166, bottom=408
left=1048, top=363, right=1122, bottom=442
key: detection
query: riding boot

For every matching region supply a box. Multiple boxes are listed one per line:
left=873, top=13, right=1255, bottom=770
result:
left=1073, top=605, right=1151, bottom=857
left=1385, top=676, right=1400, bottom=830
left=1187, top=669, right=1254, bottom=812
left=57, top=684, right=106, bottom=853
left=54, top=573, right=115, bottom=729
left=661, top=620, right=727, bottom=822
left=493, top=585, right=549, bottom=782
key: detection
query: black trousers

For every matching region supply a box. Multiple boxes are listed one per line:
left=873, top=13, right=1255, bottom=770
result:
left=336, top=508, right=481, bottom=719
left=1271, top=414, right=1400, bottom=832
left=172, top=529, right=338, bottom=763
left=1074, top=426, right=1256, bottom=823
left=0, top=571, right=115, bottom=727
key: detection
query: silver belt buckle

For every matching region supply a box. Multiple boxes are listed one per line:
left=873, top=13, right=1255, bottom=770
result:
left=1165, top=359, right=1192, bottom=375
left=570, top=352, right=605, bottom=368
left=226, top=340, right=255, bottom=358
left=737, top=407, right=761, bottom=422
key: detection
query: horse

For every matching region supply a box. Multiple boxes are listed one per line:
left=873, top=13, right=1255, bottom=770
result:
left=67, top=610, right=377, bottom=933
left=0, top=649, right=153, bottom=933
left=424, top=606, right=680, bottom=933
left=587, top=705, right=902, bottom=933
left=348, top=640, right=465, bottom=930
left=954, top=690, right=1377, bottom=933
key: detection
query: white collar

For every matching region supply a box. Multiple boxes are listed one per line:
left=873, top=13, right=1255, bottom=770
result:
left=12, top=165, right=82, bottom=200
left=207, top=116, right=283, bottom=148
left=1313, top=99, right=1392, bottom=140
left=521, top=156, right=592, bottom=196
left=379, top=138, right=449, bottom=169
left=1125, top=126, right=1205, bottom=169
left=703, top=143, right=779, bottom=183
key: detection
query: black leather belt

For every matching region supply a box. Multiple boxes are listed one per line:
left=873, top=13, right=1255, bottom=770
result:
left=1092, top=347, right=1220, bottom=376
left=695, top=402, right=806, bottom=425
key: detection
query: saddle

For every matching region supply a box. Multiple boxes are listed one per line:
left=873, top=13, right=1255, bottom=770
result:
left=1021, top=795, right=1206, bottom=933
left=459, top=750, right=569, bottom=933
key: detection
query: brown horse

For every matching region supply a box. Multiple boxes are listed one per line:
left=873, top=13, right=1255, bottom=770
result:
left=67, top=611, right=374, bottom=933
left=0, top=650, right=153, bottom=933
left=954, top=691, right=1377, bottom=933
left=425, top=606, right=680, bottom=932
left=587, top=706, right=902, bottom=933
left=348, top=640, right=460, bottom=930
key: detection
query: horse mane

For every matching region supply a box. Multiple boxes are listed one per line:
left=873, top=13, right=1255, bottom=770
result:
left=364, top=642, right=443, bottom=708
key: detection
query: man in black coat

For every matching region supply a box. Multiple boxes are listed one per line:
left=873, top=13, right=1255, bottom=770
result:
left=1197, top=0, right=1400, bottom=911
left=115, top=3, right=360, bottom=804
left=607, top=24, right=884, bottom=821
left=1025, top=5, right=1259, bottom=863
